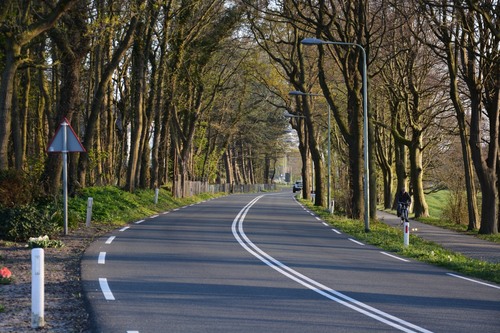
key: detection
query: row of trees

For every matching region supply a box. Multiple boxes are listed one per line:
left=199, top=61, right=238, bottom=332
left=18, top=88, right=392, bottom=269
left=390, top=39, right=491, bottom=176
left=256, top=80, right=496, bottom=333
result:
left=0, top=0, right=287, bottom=200
left=0, top=1, right=497, bottom=234
left=245, top=0, right=498, bottom=234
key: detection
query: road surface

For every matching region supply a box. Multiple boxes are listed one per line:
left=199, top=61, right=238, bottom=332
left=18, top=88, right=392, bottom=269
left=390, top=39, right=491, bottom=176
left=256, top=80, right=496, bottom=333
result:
left=82, top=192, right=500, bottom=332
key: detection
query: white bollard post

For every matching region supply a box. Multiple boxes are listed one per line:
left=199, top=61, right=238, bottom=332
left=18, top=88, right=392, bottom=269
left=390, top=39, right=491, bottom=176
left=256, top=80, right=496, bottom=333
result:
left=154, top=188, right=159, bottom=204
left=86, top=197, right=93, bottom=227
left=403, top=221, right=410, bottom=247
left=31, top=248, right=45, bottom=328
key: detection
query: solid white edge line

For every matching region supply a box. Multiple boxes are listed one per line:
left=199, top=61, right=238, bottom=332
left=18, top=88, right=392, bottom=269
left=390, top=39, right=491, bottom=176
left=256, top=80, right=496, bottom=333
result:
left=348, top=238, right=365, bottom=246
left=119, top=226, right=129, bottom=232
left=98, top=278, right=115, bottom=300
left=232, top=196, right=432, bottom=333
left=98, top=252, right=106, bottom=264
left=105, top=236, right=115, bottom=244
left=380, top=251, right=409, bottom=262
left=446, top=273, right=500, bottom=290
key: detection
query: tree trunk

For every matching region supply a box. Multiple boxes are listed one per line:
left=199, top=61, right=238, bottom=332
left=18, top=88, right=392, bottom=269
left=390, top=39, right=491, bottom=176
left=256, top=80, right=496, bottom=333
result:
left=470, top=93, right=498, bottom=234
left=79, top=15, right=137, bottom=187
left=409, top=136, right=429, bottom=217
left=223, top=150, right=233, bottom=186
left=125, top=24, right=146, bottom=192
left=0, top=42, right=21, bottom=169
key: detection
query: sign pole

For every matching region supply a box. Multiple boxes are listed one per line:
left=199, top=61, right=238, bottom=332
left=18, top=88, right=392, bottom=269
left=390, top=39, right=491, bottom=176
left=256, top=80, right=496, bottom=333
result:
left=47, top=117, right=86, bottom=235
left=62, top=122, right=68, bottom=235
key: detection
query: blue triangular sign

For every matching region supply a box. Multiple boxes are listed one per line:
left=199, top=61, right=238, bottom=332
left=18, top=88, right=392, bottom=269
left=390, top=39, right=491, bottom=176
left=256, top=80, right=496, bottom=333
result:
left=47, top=118, right=86, bottom=153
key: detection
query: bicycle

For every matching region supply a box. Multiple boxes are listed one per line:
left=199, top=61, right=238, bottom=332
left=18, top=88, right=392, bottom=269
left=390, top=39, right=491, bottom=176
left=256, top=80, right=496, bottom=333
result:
left=398, top=202, right=410, bottom=226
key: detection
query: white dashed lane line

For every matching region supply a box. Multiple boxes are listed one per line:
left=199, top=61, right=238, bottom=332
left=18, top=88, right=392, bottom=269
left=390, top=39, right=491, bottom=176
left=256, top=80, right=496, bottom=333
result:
left=348, top=238, right=365, bottom=246
left=381, top=251, right=409, bottom=262
left=98, top=252, right=106, bottom=264
left=447, top=273, right=500, bottom=290
left=134, top=219, right=145, bottom=224
left=119, top=226, right=129, bottom=232
left=105, top=236, right=115, bottom=244
left=331, top=228, right=341, bottom=234
left=98, top=278, right=115, bottom=300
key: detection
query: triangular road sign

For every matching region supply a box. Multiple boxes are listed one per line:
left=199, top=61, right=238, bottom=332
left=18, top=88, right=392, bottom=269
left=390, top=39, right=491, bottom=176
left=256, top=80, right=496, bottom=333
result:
left=47, top=117, right=86, bottom=153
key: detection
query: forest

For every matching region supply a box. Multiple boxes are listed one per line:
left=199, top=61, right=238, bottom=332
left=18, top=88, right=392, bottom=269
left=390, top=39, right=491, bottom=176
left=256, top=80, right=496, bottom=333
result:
left=0, top=0, right=498, bottom=234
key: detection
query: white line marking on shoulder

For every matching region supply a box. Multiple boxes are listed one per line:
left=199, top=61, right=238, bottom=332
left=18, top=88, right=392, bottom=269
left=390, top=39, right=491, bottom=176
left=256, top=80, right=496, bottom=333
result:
left=348, top=238, right=365, bottom=246
left=105, top=236, right=115, bottom=244
left=98, top=252, right=106, bottom=264
left=380, top=252, right=409, bottom=262
left=99, top=278, right=115, bottom=300
left=447, top=273, right=500, bottom=290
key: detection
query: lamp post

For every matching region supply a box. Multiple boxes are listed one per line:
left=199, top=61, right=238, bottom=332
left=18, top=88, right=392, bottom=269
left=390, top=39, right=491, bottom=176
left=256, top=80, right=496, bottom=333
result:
left=301, top=37, right=370, bottom=232
left=289, top=90, right=332, bottom=213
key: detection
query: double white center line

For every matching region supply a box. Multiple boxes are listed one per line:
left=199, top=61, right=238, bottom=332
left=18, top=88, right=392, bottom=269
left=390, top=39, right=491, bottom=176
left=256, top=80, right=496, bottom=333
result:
left=232, top=195, right=432, bottom=333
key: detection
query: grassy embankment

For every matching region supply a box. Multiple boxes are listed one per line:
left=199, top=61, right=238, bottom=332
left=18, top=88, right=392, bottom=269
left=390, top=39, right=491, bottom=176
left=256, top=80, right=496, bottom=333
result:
left=68, top=185, right=224, bottom=228
left=301, top=191, right=500, bottom=285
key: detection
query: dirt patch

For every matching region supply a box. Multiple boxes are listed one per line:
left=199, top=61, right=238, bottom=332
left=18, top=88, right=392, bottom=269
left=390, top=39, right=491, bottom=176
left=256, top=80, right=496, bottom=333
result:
left=0, top=225, right=113, bottom=332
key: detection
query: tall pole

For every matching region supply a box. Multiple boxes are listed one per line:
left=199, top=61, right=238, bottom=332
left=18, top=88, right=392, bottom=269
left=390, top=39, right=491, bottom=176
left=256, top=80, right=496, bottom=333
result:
left=62, top=121, right=68, bottom=235
left=301, top=38, right=370, bottom=231
left=361, top=46, right=369, bottom=232
left=327, top=105, right=331, bottom=213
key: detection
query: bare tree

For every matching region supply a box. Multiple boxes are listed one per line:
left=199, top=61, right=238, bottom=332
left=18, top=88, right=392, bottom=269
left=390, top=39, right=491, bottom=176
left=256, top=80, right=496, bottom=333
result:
left=417, top=0, right=497, bottom=233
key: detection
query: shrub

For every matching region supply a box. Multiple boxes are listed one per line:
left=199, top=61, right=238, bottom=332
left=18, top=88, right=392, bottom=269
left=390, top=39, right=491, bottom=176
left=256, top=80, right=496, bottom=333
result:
left=0, top=204, right=62, bottom=242
left=0, top=170, right=33, bottom=207
left=441, top=190, right=468, bottom=225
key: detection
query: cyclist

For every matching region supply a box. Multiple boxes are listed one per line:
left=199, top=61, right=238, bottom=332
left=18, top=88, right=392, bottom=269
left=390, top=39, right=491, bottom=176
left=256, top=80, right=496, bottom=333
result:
left=396, top=188, right=411, bottom=223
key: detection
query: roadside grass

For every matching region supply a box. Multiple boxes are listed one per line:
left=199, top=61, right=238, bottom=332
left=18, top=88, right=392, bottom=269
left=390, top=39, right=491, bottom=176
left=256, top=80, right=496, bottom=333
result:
left=68, top=185, right=223, bottom=227
left=302, top=199, right=500, bottom=285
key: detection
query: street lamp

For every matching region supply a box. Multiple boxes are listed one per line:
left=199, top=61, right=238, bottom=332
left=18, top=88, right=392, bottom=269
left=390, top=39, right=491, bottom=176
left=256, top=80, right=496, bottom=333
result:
left=301, top=37, right=370, bottom=232
left=289, top=90, right=332, bottom=214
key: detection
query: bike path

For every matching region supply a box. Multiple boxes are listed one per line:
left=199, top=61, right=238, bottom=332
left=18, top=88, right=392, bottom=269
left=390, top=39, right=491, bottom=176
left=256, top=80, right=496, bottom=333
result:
left=377, top=210, right=500, bottom=264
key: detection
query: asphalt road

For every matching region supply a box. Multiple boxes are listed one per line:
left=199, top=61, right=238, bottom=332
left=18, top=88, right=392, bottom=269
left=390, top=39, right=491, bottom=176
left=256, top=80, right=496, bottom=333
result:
left=81, top=192, right=500, bottom=333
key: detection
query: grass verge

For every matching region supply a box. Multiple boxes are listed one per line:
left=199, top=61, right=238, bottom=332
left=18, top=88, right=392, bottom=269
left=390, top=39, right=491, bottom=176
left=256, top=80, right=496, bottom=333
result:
left=302, top=199, right=500, bottom=285
left=68, top=185, right=224, bottom=227
left=381, top=190, right=500, bottom=244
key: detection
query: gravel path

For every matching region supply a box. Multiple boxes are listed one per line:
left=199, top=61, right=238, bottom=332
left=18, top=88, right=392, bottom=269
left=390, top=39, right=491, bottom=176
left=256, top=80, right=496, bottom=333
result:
left=0, top=226, right=112, bottom=332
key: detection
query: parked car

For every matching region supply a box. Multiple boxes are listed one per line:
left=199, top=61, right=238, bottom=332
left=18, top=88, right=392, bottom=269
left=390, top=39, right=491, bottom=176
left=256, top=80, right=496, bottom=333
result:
left=292, top=181, right=303, bottom=193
